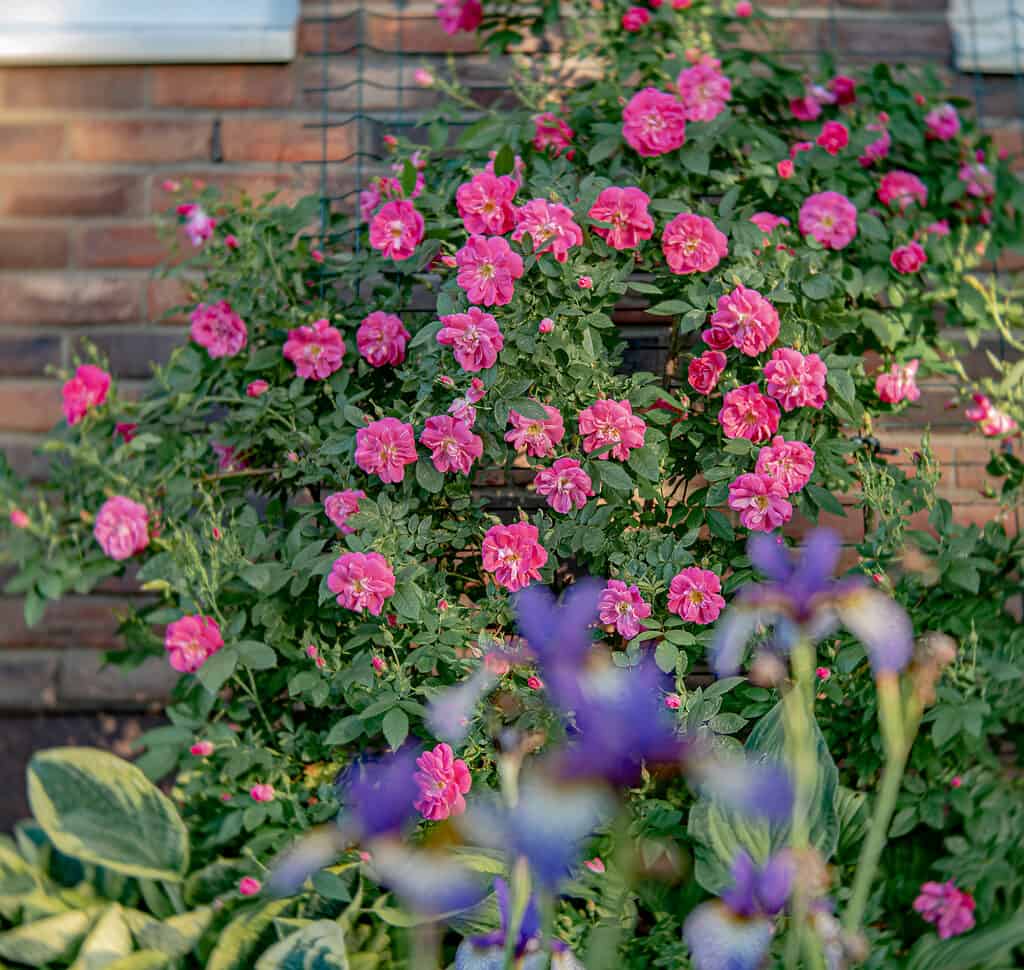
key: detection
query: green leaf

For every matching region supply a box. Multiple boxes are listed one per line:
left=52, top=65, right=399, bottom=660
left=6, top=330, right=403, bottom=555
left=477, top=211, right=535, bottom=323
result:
left=594, top=461, right=633, bottom=492
left=207, top=900, right=297, bottom=970
left=654, top=641, right=679, bottom=674
left=234, top=641, right=277, bottom=671
left=324, top=716, right=364, bottom=746
left=906, top=915, right=1024, bottom=970
left=588, top=136, right=619, bottom=165
left=681, top=146, right=710, bottom=175
left=103, top=954, right=170, bottom=970
left=70, top=904, right=133, bottom=970
left=646, top=300, right=690, bottom=316
left=858, top=213, right=888, bottom=241
left=400, top=160, right=417, bottom=198
left=805, top=485, right=846, bottom=517
left=415, top=459, right=444, bottom=494
left=28, top=748, right=189, bottom=882
left=391, top=584, right=421, bottom=622
left=197, top=648, right=238, bottom=693
left=507, top=398, right=549, bottom=421
left=687, top=702, right=838, bottom=893
left=0, top=909, right=94, bottom=965
left=946, top=561, right=980, bottom=594
left=706, top=510, right=734, bottom=542
left=827, top=369, right=856, bottom=406
left=802, top=274, right=834, bottom=301
left=382, top=709, right=409, bottom=751
left=130, top=907, right=213, bottom=959
left=492, top=145, right=515, bottom=177
left=255, top=921, right=349, bottom=970
left=240, top=564, right=272, bottom=591
left=627, top=446, right=661, bottom=482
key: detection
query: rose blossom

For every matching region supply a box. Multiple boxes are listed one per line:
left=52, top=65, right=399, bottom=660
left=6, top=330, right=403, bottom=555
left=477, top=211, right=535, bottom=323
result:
left=878, top=170, right=928, bottom=211
left=512, top=199, right=583, bottom=263
left=875, top=360, right=921, bottom=404
left=414, top=68, right=434, bottom=88
left=764, top=348, right=828, bottom=411
left=777, top=159, right=795, bottom=179
left=324, top=489, right=366, bottom=534
left=728, top=472, right=793, bottom=532
left=533, top=457, right=593, bottom=514
left=662, top=213, right=728, bottom=274
left=755, top=436, right=816, bottom=493
left=675, top=56, right=732, bottom=122
left=925, top=103, right=960, bottom=141
left=816, top=120, right=849, bottom=156
left=829, top=75, right=856, bottom=105
left=533, top=112, right=574, bottom=157
left=246, top=380, right=269, bottom=398
left=357, top=311, right=411, bottom=368
left=735, top=0, right=753, bottom=15
left=599, top=580, right=652, bottom=639
left=577, top=275, right=593, bottom=289
left=622, top=6, right=650, bottom=30
left=238, top=877, right=262, bottom=896
left=355, top=417, right=419, bottom=483
left=62, top=364, right=111, bottom=425
left=588, top=187, right=655, bottom=250
left=94, top=496, right=149, bottom=561
left=622, top=88, right=688, bottom=157
left=527, top=676, right=544, bottom=690
left=420, top=415, right=484, bottom=475
left=710, top=286, right=780, bottom=357
left=505, top=405, right=565, bottom=458
left=455, top=235, right=524, bottom=306
left=538, top=317, right=554, bottom=334
left=925, top=219, right=951, bottom=237
left=164, top=615, right=224, bottom=674
left=966, top=393, right=1017, bottom=436
left=328, top=551, right=396, bottom=615
left=437, top=306, right=505, bottom=372
left=455, top=171, right=518, bottom=235
left=436, top=0, right=482, bottom=35
left=190, top=301, right=247, bottom=359
left=718, top=383, right=780, bottom=442
left=414, top=743, right=472, bottom=821
left=667, top=568, right=725, bottom=624
left=250, top=784, right=275, bottom=802
left=190, top=741, right=214, bottom=757
left=9, top=509, right=29, bottom=529
left=798, top=191, right=858, bottom=250
left=891, top=241, right=927, bottom=274
left=750, top=212, right=790, bottom=240
left=688, top=350, right=727, bottom=395
left=481, top=522, right=548, bottom=591
left=283, top=318, right=345, bottom=380
left=114, top=422, right=137, bottom=442
left=959, top=160, right=995, bottom=199
left=369, top=199, right=424, bottom=260
left=578, top=398, right=647, bottom=460
left=859, top=119, right=891, bottom=167
left=178, top=203, right=216, bottom=246
left=913, top=882, right=976, bottom=940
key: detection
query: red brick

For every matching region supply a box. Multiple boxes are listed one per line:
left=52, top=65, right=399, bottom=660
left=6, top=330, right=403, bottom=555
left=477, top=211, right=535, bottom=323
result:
left=150, top=65, right=296, bottom=108
left=80, top=329, right=184, bottom=378
left=0, top=124, right=65, bottom=163
left=0, top=595, right=128, bottom=650
left=0, top=435, right=49, bottom=481
left=74, top=224, right=173, bottom=270
left=68, top=119, right=213, bottom=164
left=147, top=278, right=194, bottom=323
left=0, top=227, right=69, bottom=269
left=220, top=118, right=353, bottom=163
left=145, top=171, right=307, bottom=214
left=0, top=275, right=142, bottom=327
left=0, top=335, right=62, bottom=377
left=0, top=174, right=144, bottom=218
left=0, top=66, right=145, bottom=110
left=0, top=382, right=63, bottom=431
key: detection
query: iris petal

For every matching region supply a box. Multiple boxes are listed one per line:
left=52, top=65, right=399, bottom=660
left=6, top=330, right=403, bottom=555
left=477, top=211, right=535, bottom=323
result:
left=747, top=532, right=793, bottom=583
left=427, top=667, right=496, bottom=744
left=367, top=843, right=489, bottom=917
left=710, top=605, right=767, bottom=677
left=683, top=901, right=775, bottom=970
left=834, top=586, right=914, bottom=674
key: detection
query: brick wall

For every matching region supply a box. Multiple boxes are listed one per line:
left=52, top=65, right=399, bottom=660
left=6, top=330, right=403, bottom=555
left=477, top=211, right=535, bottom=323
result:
left=0, top=1, right=1020, bottom=818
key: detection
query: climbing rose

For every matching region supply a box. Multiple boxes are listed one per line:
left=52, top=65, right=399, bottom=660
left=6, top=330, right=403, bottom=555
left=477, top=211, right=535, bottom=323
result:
left=709, top=286, right=779, bottom=357
left=816, top=120, right=848, bottom=155
left=675, top=56, right=732, bottom=122
left=688, top=350, right=727, bottom=395
left=966, top=394, right=1017, bottom=436
left=578, top=398, right=647, bottom=460
left=891, top=242, right=927, bottom=274
left=115, top=422, right=137, bottom=442
left=414, top=743, right=472, bottom=821
left=764, top=348, right=829, bottom=411
left=533, top=457, right=593, bottom=514
left=455, top=235, right=524, bottom=306
left=538, top=317, right=554, bottom=334
left=357, top=311, right=410, bottom=368
left=755, top=436, right=816, bottom=494
left=829, top=75, right=857, bottom=104
left=577, top=275, right=593, bottom=289
left=250, top=784, right=275, bottom=802
left=164, top=615, right=224, bottom=674
left=178, top=203, right=216, bottom=246
left=533, top=112, right=574, bottom=156
left=599, top=580, right=652, bottom=638
left=735, top=0, right=753, bottom=15
left=481, top=522, right=548, bottom=591
left=246, top=380, right=269, bottom=398
left=622, top=6, right=650, bottom=30
left=238, top=877, right=262, bottom=897
left=455, top=171, right=518, bottom=235
left=355, top=418, right=418, bottom=483
left=859, top=119, right=891, bottom=167
left=327, top=551, right=396, bottom=615
left=190, top=741, right=214, bottom=757
left=878, top=170, right=928, bottom=211
left=324, top=489, right=365, bottom=534
left=875, top=360, right=921, bottom=404
left=437, top=306, right=505, bottom=372
left=662, top=213, right=728, bottom=274
left=668, top=568, right=726, bottom=624
left=750, top=212, right=789, bottom=240
left=436, top=0, right=482, bottom=35
left=799, top=191, right=858, bottom=250
left=283, top=318, right=345, bottom=380
left=190, top=301, right=247, bottom=358
left=777, top=159, right=795, bottom=179
left=728, top=473, right=793, bottom=532
left=505, top=405, right=565, bottom=458
left=369, top=199, right=424, bottom=260
left=62, top=364, right=111, bottom=425
left=512, top=199, right=583, bottom=263
left=588, top=187, right=655, bottom=250
left=913, top=882, right=976, bottom=940
left=925, top=103, right=960, bottom=141
left=94, top=496, right=149, bottom=561
left=9, top=509, right=29, bottom=529
left=925, top=219, right=951, bottom=237
left=959, top=160, right=995, bottom=199
left=718, top=383, right=781, bottom=442
left=622, top=88, right=687, bottom=157
left=420, top=415, right=484, bottom=475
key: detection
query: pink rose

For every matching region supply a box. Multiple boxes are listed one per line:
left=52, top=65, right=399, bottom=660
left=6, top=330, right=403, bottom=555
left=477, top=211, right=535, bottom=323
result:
left=481, top=522, right=548, bottom=591
left=62, top=364, right=111, bottom=425
left=357, top=311, right=411, bottom=368
left=369, top=199, right=424, bottom=260
left=599, top=579, right=652, bottom=638
left=505, top=405, right=565, bottom=458
left=622, top=6, right=650, bottom=30
left=891, top=242, right=927, bottom=274
left=436, top=0, right=482, bottom=34
left=718, top=383, right=780, bottom=442
left=324, top=489, right=366, bottom=534
left=755, top=435, right=816, bottom=494
left=662, top=213, right=728, bottom=274
left=959, top=161, right=995, bottom=200
left=667, top=567, right=725, bottom=624
left=688, top=350, right=727, bottom=395
left=114, top=422, right=137, bottom=443
left=622, top=88, right=687, bottom=157
left=859, top=120, right=891, bottom=167
left=190, top=301, right=247, bottom=359
left=676, top=56, right=732, bottom=122
left=588, top=186, right=655, bottom=251
left=925, top=103, right=960, bottom=141
left=538, top=317, right=554, bottom=334
left=816, top=120, right=848, bottom=156
left=179, top=204, right=216, bottom=246
left=710, top=286, right=780, bottom=357
left=420, top=415, right=484, bottom=475
left=878, top=170, right=928, bottom=211
left=798, top=191, right=858, bottom=250
left=578, top=398, right=647, bottom=461
left=875, top=360, right=921, bottom=405
left=238, top=877, right=262, bottom=896
left=577, top=275, right=593, bottom=289
left=513, top=199, right=583, bottom=263
left=750, top=212, right=790, bottom=240
left=828, top=75, right=856, bottom=105
left=355, top=418, right=419, bottom=483
left=328, top=551, right=396, bottom=615
left=246, top=380, right=270, bottom=398
left=728, top=472, right=793, bottom=532
left=250, top=784, right=275, bottom=802
left=456, top=171, right=518, bottom=235
left=777, top=159, right=795, bottom=179
left=9, top=509, right=29, bottom=529
left=165, top=615, right=224, bottom=674
left=190, top=741, right=214, bottom=757
left=533, top=113, right=574, bottom=157
left=735, top=0, right=753, bottom=16
left=437, top=306, right=505, bottom=372
left=414, top=743, right=472, bottom=820
left=764, top=347, right=828, bottom=411
left=283, top=318, right=345, bottom=380
left=455, top=235, right=524, bottom=306
left=533, top=457, right=594, bottom=514
left=966, top=393, right=1017, bottom=436
left=913, top=881, right=976, bottom=940
left=94, top=496, right=149, bottom=561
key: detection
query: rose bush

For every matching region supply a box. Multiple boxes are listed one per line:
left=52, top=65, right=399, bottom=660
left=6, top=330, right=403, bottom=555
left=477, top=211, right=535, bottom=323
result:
left=1, top=0, right=1024, bottom=966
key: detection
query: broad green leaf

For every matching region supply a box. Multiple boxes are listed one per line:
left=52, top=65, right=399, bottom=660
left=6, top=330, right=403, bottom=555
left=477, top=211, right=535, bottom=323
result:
left=104, top=954, right=169, bottom=970
left=654, top=641, right=679, bottom=674
left=802, top=274, right=834, bottom=301
left=255, top=920, right=350, bottom=970
left=507, top=398, right=549, bottom=421
left=71, top=904, right=133, bottom=970
left=28, top=748, right=189, bottom=882
left=415, top=459, right=444, bottom=494
left=805, top=485, right=846, bottom=517
left=128, top=907, right=213, bottom=959
left=382, top=709, right=410, bottom=751
left=646, top=300, right=690, bottom=316
left=594, top=461, right=633, bottom=492
left=906, top=915, right=1024, bottom=970
left=234, top=641, right=277, bottom=671
left=207, top=900, right=296, bottom=970
left=0, top=909, right=95, bottom=965
left=197, top=648, right=238, bottom=693
left=324, top=716, right=364, bottom=746
left=627, top=446, right=661, bottom=482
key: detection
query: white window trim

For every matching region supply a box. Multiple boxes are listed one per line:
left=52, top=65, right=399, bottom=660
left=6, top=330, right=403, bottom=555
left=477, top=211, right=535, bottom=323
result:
left=0, top=0, right=301, bottom=65
left=949, top=0, right=1024, bottom=74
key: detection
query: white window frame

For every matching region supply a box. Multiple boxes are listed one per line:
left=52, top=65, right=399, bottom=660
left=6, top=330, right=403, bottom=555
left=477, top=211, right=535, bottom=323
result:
left=949, top=0, right=1024, bottom=74
left=0, top=0, right=301, bottom=65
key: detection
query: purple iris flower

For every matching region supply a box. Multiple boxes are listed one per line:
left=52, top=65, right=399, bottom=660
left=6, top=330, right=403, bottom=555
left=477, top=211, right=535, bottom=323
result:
left=365, top=843, right=489, bottom=917
left=712, top=530, right=913, bottom=678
